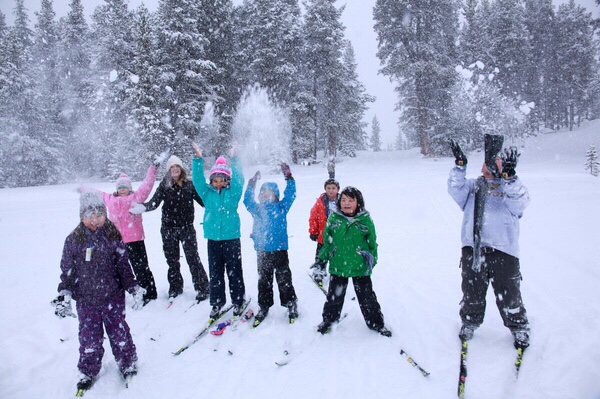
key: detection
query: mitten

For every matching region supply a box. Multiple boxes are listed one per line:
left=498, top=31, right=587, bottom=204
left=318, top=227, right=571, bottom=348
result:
left=248, top=171, right=261, bottom=187
left=501, top=147, right=520, bottom=179
left=129, top=202, right=146, bottom=215
left=309, top=234, right=318, bottom=242
left=449, top=140, right=468, bottom=166
left=280, top=162, right=293, bottom=180
left=52, top=294, right=76, bottom=318
left=153, top=150, right=170, bottom=167
left=130, top=285, right=146, bottom=310
left=358, top=250, right=375, bottom=275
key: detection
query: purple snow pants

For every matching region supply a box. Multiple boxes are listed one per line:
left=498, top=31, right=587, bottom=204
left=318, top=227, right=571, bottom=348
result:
left=76, top=293, right=137, bottom=377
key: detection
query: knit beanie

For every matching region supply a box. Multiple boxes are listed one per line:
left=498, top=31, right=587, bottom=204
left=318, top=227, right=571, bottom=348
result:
left=210, top=156, right=232, bottom=180
left=166, top=155, right=184, bottom=171
left=79, top=192, right=107, bottom=220
left=115, top=173, right=132, bottom=191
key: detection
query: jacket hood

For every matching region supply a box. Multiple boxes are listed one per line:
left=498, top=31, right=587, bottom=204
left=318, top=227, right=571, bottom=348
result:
left=259, top=182, right=280, bottom=201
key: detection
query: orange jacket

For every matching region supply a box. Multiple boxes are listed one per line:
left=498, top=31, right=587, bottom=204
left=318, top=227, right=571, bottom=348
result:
left=309, top=193, right=338, bottom=244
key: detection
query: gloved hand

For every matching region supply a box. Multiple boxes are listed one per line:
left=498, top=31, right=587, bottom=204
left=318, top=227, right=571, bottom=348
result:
left=153, top=150, right=170, bottom=167
left=501, top=147, right=520, bottom=179
left=248, top=171, right=261, bottom=187
left=449, top=140, right=467, bottom=166
left=357, top=250, right=375, bottom=276
left=129, top=202, right=146, bottom=215
left=281, top=162, right=292, bottom=180
left=130, top=285, right=147, bottom=310
left=309, top=234, right=318, bottom=242
left=51, top=293, right=76, bottom=318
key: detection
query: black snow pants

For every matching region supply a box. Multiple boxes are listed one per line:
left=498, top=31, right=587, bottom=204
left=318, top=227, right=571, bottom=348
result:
left=256, top=250, right=297, bottom=310
left=161, top=224, right=209, bottom=297
left=459, top=246, right=529, bottom=332
left=322, top=274, right=385, bottom=331
left=126, top=240, right=157, bottom=301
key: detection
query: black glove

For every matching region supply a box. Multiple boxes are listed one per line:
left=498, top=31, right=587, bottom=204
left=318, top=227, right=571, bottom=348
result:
left=248, top=171, right=260, bottom=187
left=501, top=147, right=520, bottom=179
left=309, top=234, right=318, bottom=242
left=281, top=162, right=293, bottom=180
left=449, top=140, right=467, bottom=166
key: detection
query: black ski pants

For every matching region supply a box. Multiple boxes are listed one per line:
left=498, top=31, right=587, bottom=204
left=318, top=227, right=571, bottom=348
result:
left=256, top=250, right=297, bottom=310
left=207, top=238, right=245, bottom=307
left=161, top=225, right=209, bottom=297
left=322, top=274, right=385, bottom=331
left=459, top=246, right=529, bottom=333
left=125, top=240, right=157, bottom=301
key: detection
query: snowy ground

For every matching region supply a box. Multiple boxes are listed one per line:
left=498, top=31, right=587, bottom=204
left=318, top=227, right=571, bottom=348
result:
left=1, top=123, right=599, bottom=399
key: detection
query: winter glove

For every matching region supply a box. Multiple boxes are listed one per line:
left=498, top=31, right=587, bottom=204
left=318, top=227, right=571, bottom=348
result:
left=153, top=150, right=170, bottom=167
left=449, top=140, right=468, bottom=166
left=501, top=146, right=520, bottom=179
left=130, top=285, right=147, bottom=310
left=129, top=202, right=146, bottom=215
left=358, top=249, right=375, bottom=276
left=309, top=234, right=319, bottom=242
left=51, top=294, right=76, bottom=318
left=248, top=171, right=261, bottom=187
left=281, top=162, right=293, bottom=180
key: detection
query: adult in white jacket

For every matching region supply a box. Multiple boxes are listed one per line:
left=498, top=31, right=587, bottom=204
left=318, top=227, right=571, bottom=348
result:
left=448, top=135, right=530, bottom=350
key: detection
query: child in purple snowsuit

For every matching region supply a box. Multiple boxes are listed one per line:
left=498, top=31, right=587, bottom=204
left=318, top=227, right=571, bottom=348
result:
left=53, top=192, right=145, bottom=389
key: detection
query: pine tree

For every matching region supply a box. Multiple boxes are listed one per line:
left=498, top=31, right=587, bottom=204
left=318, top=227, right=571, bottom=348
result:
left=58, top=0, right=94, bottom=177
left=0, top=0, right=41, bottom=187
left=303, top=0, right=347, bottom=158
left=374, top=0, right=460, bottom=155
left=488, top=0, right=530, bottom=100
left=370, top=115, right=382, bottom=152
left=128, top=4, right=165, bottom=166
left=585, top=144, right=599, bottom=176
left=338, top=41, right=374, bottom=156
left=554, top=1, right=596, bottom=131
left=154, top=0, right=219, bottom=158
left=31, top=0, right=67, bottom=184
left=196, top=0, right=238, bottom=155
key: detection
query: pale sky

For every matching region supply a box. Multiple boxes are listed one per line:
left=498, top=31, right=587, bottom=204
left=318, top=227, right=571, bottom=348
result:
left=0, top=0, right=598, bottom=146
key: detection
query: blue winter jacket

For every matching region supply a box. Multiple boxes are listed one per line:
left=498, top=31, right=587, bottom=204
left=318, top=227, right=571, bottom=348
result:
left=243, top=179, right=296, bottom=252
left=447, top=165, right=530, bottom=258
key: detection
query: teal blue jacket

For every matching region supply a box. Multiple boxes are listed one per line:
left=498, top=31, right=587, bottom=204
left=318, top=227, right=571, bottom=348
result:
left=192, top=156, right=244, bottom=241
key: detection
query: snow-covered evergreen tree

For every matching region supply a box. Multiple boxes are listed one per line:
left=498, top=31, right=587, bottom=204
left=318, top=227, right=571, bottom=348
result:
left=370, top=115, right=382, bottom=152
left=154, top=0, right=219, bottom=158
left=553, top=1, right=597, bottom=131
left=585, top=144, right=599, bottom=176
left=338, top=41, right=374, bottom=157
left=31, top=0, right=67, bottom=185
left=303, top=0, right=347, bottom=158
left=373, top=0, right=460, bottom=155
left=196, top=0, right=238, bottom=155
left=57, top=0, right=94, bottom=177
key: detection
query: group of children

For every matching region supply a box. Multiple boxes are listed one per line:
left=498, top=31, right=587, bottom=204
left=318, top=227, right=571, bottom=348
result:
left=53, top=145, right=391, bottom=391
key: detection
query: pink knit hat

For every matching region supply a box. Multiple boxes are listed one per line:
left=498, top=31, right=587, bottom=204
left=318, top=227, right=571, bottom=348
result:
left=209, top=157, right=232, bottom=180
left=116, top=173, right=132, bottom=191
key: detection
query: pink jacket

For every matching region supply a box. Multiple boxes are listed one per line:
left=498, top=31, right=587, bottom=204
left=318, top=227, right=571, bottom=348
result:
left=85, top=165, right=158, bottom=243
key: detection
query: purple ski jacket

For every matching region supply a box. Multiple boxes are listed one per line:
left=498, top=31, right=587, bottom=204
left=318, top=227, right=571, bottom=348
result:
left=58, top=225, right=137, bottom=306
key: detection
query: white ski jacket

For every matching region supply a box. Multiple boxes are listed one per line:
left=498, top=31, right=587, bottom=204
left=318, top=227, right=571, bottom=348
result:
left=448, top=165, right=530, bottom=258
